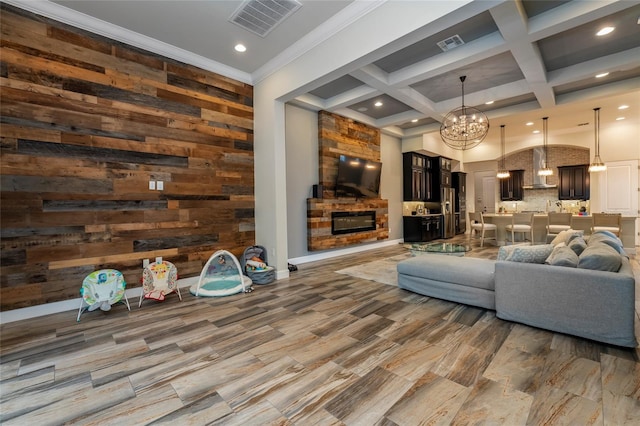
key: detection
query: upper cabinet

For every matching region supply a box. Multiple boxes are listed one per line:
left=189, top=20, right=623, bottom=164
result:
left=500, top=170, right=524, bottom=201
left=403, top=152, right=432, bottom=201
left=558, top=165, right=590, bottom=200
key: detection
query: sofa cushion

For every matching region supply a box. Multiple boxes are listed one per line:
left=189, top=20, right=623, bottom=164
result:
left=505, top=244, right=554, bottom=264
left=550, top=229, right=584, bottom=246
left=545, top=244, right=578, bottom=267
left=497, top=245, right=516, bottom=261
left=397, top=255, right=495, bottom=291
left=578, top=243, right=622, bottom=272
left=567, top=236, right=587, bottom=256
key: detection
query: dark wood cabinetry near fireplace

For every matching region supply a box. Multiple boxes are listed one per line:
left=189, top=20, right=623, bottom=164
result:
left=403, top=215, right=442, bottom=242
left=403, top=153, right=432, bottom=201
left=558, top=165, right=590, bottom=200
left=500, top=170, right=524, bottom=201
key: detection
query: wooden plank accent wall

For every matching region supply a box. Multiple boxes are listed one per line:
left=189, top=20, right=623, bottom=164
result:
left=0, top=5, right=254, bottom=310
left=308, top=111, right=388, bottom=250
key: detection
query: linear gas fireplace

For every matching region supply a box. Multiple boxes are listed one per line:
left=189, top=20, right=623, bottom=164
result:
left=331, top=211, right=376, bottom=235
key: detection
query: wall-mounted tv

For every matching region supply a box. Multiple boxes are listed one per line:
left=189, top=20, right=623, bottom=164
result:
left=335, top=155, right=382, bottom=198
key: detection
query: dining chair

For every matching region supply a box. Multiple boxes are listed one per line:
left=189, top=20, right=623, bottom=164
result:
left=469, top=211, right=497, bottom=247
left=546, top=212, right=572, bottom=241
left=505, top=212, right=534, bottom=245
left=591, top=213, right=622, bottom=237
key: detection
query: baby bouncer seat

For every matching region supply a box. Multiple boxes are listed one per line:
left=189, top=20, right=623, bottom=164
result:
left=77, top=269, right=130, bottom=321
left=190, top=250, right=252, bottom=297
left=139, top=260, right=181, bottom=307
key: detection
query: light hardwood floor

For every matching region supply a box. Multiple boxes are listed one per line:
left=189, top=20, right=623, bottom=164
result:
left=1, top=237, right=639, bottom=425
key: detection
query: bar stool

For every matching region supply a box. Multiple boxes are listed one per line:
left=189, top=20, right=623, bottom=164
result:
left=506, top=212, right=534, bottom=245
left=469, top=211, right=497, bottom=247
left=591, top=213, right=622, bottom=237
left=546, top=212, right=572, bottom=242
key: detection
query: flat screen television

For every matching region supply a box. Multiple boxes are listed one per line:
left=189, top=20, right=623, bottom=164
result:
left=335, top=155, right=382, bottom=198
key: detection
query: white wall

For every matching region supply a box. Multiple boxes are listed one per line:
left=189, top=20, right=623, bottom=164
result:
left=285, top=105, right=319, bottom=258
left=380, top=132, right=404, bottom=241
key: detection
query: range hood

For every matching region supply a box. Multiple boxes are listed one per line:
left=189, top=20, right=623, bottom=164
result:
left=524, top=146, right=556, bottom=189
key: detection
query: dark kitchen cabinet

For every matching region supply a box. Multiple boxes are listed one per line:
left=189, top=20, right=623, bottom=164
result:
left=403, top=152, right=433, bottom=201
left=403, top=215, right=442, bottom=242
left=500, top=170, right=524, bottom=201
left=558, top=165, right=590, bottom=200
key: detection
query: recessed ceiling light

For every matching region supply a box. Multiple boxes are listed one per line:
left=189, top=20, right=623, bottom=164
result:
left=533, top=130, right=540, bottom=134
left=616, top=116, right=625, bottom=121
left=374, top=101, right=383, bottom=107
left=595, top=72, right=609, bottom=78
left=358, top=107, right=368, bottom=112
left=411, top=119, right=418, bottom=123
left=485, top=100, right=494, bottom=105
left=234, top=44, right=246, bottom=52
left=618, top=105, right=629, bottom=110
left=526, top=122, right=534, bottom=126
left=596, top=26, right=615, bottom=36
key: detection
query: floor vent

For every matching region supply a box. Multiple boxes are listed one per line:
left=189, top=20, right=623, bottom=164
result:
left=229, top=0, right=302, bottom=38
left=437, top=34, right=465, bottom=52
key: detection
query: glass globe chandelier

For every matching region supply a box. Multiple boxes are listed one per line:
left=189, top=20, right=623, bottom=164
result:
left=496, top=125, right=510, bottom=179
left=588, top=107, right=607, bottom=172
left=440, top=75, right=489, bottom=150
left=537, top=117, right=553, bottom=176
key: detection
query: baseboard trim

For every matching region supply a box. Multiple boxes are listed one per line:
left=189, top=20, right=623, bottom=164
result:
left=288, top=238, right=404, bottom=265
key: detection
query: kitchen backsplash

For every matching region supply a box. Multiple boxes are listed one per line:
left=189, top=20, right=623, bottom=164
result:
left=497, top=188, right=589, bottom=214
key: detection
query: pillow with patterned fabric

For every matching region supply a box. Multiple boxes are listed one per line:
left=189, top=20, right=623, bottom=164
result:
left=545, top=244, right=579, bottom=267
left=497, top=245, right=517, bottom=261
left=505, top=244, right=554, bottom=264
left=568, top=236, right=587, bottom=256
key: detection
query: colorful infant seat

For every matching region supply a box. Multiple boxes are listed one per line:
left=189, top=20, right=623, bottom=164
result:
left=190, top=250, right=252, bottom=297
left=139, top=260, right=181, bottom=307
left=77, top=269, right=130, bottom=321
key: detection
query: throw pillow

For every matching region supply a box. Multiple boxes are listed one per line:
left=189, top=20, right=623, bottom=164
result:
left=550, top=229, right=584, bottom=246
left=567, top=236, right=587, bottom=256
left=497, top=245, right=516, bottom=261
left=578, top=243, right=622, bottom=272
left=505, top=244, right=554, bottom=264
left=588, top=232, right=625, bottom=254
left=545, top=244, right=579, bottom=267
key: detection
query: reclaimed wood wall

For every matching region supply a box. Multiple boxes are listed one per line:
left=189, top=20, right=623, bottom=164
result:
left=0, top=5, right=254, bottom=310
left=308, top=111, right=388, bottom=251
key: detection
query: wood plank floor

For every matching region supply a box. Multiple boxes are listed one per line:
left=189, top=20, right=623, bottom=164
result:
left=2, top=236, right=640, bottom=425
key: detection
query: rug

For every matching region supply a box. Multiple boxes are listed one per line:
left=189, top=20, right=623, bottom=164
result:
left=336, top=253, right=412, bottom=287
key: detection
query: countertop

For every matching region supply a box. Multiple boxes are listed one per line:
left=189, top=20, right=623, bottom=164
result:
left=403, top=213, right=443, bottom=218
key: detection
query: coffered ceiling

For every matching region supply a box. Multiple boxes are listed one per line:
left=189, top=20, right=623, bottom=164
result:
left=10, top=0, right=640, bottom=141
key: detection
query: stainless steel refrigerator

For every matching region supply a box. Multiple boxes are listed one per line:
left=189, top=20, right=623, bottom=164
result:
left=441, top=187, right=455, bottom=238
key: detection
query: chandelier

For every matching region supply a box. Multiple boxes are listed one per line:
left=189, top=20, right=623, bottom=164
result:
left=538, top=117, right=553, bottom=176
left=440, top=75, right=489, bottom=150
left=588, top=107, right=606, bottom=172
left=496, top=125, right=510, bottom=179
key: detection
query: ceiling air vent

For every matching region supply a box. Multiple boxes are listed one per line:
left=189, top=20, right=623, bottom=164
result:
left=437, top=34, right=464, bottom=52
left=229, top=0, right=302, bottom=38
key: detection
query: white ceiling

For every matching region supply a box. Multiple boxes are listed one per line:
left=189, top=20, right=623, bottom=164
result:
left=10, top=0, right=640, bottom=143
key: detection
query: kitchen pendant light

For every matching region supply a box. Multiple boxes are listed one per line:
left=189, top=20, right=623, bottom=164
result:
left=496, top=125, right=510, bottom=179
left=588, top=107, right=607, bottom=172
left=440, top=76, right=489, bottom=150
left=538, top=117, right=553, bottom=176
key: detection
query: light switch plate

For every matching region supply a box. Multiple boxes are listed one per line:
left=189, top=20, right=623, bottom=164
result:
left=149, top=180, right=156, bottom=190
left=157, top=181, right=164, bottom=190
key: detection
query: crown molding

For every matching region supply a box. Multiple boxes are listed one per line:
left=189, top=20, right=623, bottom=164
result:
left=3, top=0, right=253, bottom=84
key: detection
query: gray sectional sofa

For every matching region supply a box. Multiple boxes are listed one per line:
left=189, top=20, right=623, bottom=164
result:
left=397, top=230, right=637, bottom=347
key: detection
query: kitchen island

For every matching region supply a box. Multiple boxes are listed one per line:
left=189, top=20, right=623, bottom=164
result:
left=481, top=213, right=636, bottom=253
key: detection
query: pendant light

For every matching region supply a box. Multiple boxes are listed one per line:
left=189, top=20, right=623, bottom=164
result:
left=440, top=76, right=489, bottom=150
left=588, top=107, right=606, bottom=172
left=538, top=117, right=553, bottom=176
left=496, top=125, right=510, bottom=179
